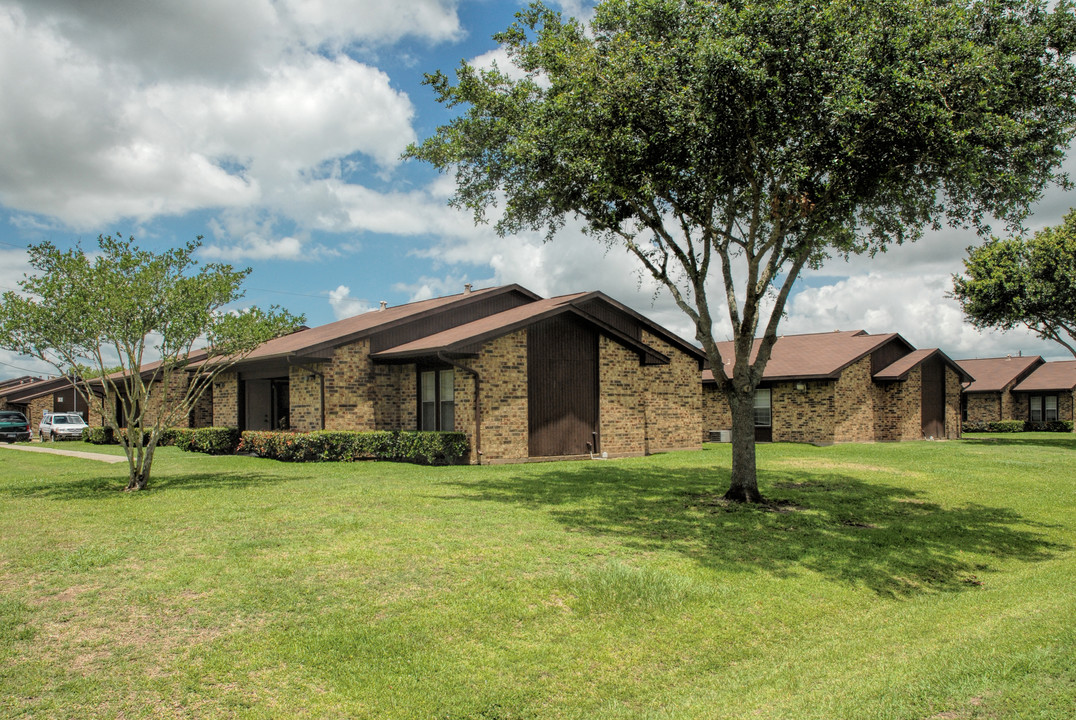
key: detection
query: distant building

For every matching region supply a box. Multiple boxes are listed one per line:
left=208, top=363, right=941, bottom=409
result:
left=702, top=330, right=970, bottom=445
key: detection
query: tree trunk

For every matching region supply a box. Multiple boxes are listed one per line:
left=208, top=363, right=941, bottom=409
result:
left=725, top=389, right=764, bottom=503
left=122, top=430, right=156, bottom=491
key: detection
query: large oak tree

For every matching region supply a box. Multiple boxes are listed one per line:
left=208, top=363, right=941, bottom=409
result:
left=0, top=235, right=303, bottom=491
left=407, top=0, right=1076, bottom=501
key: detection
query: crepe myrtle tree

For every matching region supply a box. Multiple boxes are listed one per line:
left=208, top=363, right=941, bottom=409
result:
left=405, top=0, right=1076, bottom=501
left=953, top=208, right=1076, bottom=358
left=0, top=235, right=304, bottom=491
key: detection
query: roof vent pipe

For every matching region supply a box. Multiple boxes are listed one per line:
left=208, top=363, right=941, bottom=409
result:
left=464, top=283, right=473, bottom=295
left=379, top=301, right=387, bottom=311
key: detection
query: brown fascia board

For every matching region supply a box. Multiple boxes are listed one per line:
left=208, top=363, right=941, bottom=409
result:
left=288, top=284, right=542, bottom=361
left=373, top=302, right=670, bottom=364
left=572, top=291, right=706, bottom=364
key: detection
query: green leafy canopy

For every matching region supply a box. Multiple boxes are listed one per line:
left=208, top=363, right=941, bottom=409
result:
left=406, top=0, right=1076, bottom=500
left=0, top=234, right=304, bottom=490
left=953, top=208, right=1076, bottom=357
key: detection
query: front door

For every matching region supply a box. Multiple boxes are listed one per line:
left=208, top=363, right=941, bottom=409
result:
left=527, top=316, right=599, bottom=457
left=921, top=357, right=945, bottom=438
left=244, top=379, right=272, bottom=431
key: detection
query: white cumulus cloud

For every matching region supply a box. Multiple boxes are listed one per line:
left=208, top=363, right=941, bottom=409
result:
left=328, top=285, right=372, bottom=319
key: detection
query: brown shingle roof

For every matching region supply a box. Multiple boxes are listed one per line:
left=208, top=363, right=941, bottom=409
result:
left=2, top=376, right=81, bottom=403
left=372, top=291, right=700, bottom=364
left=372, top=294, right=588, bottom=359
left=1012, top=360, right=1076, bottom=392
left=239, top=284, right=536, bottom=363
left=874, top=348, right=972, bottom=382
left=955, top=356, right=1043, bottom=393
left=701, top=330, right=908, bottom=382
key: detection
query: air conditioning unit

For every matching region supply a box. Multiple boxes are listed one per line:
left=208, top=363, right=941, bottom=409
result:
left=708, top=430, right=732, bottom=443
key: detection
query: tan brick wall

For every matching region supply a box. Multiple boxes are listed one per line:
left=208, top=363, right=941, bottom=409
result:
left=288, top=365, right=323, bottom=432
left=146, top=373, right=194, bottom=428
left=373, top=363, right=414, bottom=430
left=597, top=334, right=701, bottom=456
left=598, top=336, right=648, bottom=455
left=27, top=396, right=52, bottom=434
left=1013, top=393, right=1029, bottom=421
left=456, top=330, right=528, bottom=463
left=999, top=388, right=1017, bottom=421
left=639, top=331, right=701, bottom=452
left=701, top=382, right=733, bottom=440
left=834, top=357, right=874, bottom=443
left=874, top=367, right=922, bottom=442
left=944, top=367, right=962, bottom=439
left=773, top=380, right=836, bottom=444
left=323, top=340, right=376, bottom=431
left=213, top=371, right=239, bottom=427
left=191, top=384, right=214, bottom=428
left=1063, top=391, right=1075, bottom=424
left=965, top=393, right=1001, bottom=423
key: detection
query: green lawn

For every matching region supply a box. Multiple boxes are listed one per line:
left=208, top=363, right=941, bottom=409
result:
left=1, top=435, right=1074, bottom=719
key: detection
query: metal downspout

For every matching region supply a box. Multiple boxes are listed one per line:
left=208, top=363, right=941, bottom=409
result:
left=437, top=351, right=482, bottom=465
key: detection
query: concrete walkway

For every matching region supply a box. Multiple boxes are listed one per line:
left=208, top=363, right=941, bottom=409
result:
left=0, top=443, right=128, bottom=464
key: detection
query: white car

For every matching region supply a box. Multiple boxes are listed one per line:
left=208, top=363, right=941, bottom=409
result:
left=39, top=412, right=88, bottom=441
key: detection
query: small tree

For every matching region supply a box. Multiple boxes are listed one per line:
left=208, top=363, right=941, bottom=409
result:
left=0, top=235, right=303, bottom=490
left=953, top=208, right=1076, bottom=358
left=405, top=0, right=1076, bottom=501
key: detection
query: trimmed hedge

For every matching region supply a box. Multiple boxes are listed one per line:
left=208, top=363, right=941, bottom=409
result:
left=238, top=430, right=469, bottom=465
left=962, top=419, right=1074, bottom=433
left=170, top=427, right=242, bottom=455
left=82, top=426, right=115, bottom=444
left=80, top=426, right=241, bottom=453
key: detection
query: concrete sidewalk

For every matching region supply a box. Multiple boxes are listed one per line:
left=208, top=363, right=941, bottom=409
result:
left=0, top=443, right=128, bottom=464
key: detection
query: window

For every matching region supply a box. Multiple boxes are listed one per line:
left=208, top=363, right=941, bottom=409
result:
left=1029, top=394, right=1059, bottom=422
left=420, top=368, right=455, bottom=431
left=753, top=388, right=772, bottom=427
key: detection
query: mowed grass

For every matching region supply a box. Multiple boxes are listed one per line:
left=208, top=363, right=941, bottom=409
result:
left=1, top=435, right=1074, bottom=719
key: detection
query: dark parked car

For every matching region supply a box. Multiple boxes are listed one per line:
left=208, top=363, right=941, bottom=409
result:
left=0, top=410, right=32, bottom=443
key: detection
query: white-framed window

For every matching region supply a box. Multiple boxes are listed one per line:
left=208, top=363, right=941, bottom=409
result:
left=420, top=368, right=455, bottom=431
left=753, top=388, right=772, bottom=427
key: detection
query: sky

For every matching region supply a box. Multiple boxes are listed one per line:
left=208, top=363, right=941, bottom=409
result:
left=0, top=0, right=1073, bottom=381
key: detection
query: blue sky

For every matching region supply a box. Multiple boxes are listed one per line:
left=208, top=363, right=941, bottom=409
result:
left=0, top=0, right=1072, bottom=381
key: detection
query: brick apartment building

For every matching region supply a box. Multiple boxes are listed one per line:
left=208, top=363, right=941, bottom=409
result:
left=702, top=330, right=970, bottom=445
left=204, top=284, right=704, bottom=463
left=955, top=355, right=1044, bottom=424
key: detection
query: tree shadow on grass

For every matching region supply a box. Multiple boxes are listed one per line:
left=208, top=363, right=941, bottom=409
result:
left=1, top=470, right=298, bottom=501
left=444, top=462, right=1066, bottom=598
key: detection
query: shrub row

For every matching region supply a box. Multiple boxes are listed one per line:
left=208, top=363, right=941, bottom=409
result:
left=80, top=426, right=241, bottom=454
left=167, top=427, right=242, bottom=455
left=962, top=419, right=1074, bottom=433
left=237, top=430, right=469, bottom=465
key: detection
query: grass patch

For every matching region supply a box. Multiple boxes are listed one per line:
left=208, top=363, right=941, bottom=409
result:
left=1, top=434, right=1074, bottom=718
